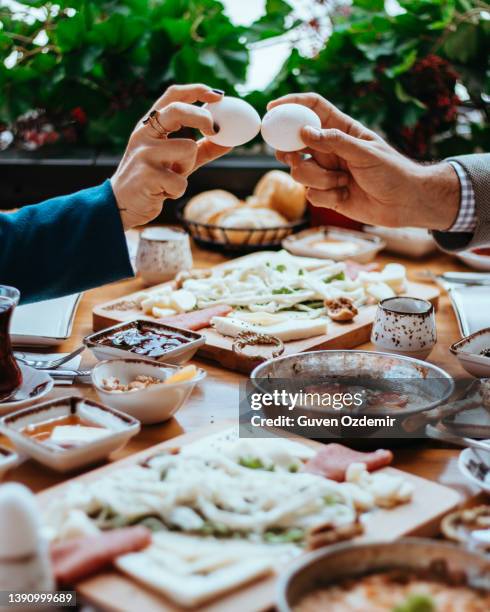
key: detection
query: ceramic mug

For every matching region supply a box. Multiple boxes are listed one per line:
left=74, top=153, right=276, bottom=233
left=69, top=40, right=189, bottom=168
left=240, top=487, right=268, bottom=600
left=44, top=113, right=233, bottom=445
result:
left=136, top=226, right=193, bottom=285
left=371, top=296, right=436, bottom=360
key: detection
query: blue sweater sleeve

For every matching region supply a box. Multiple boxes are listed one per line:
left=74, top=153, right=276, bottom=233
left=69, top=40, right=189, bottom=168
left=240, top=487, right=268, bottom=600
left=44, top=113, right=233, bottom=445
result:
left=0, top=180, right=134, bottom=304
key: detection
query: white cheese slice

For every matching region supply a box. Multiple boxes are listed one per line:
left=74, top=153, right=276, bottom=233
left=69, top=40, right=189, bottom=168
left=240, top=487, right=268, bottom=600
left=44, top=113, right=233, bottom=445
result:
left=152, top=306, right=177, bottom=318
left=50, top=426, right=110, bottom=446
left=211, top=316, right=327, bottom=341
left=170, top=289, right=197, bottom=313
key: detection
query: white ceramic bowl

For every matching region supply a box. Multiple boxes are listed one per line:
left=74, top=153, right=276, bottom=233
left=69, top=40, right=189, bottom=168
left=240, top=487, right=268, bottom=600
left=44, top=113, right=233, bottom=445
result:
left=91, top=359, right=206, bottom=424
left=458, top=444, right=490, bottom=494
left=450, top=328, right=490, bottom=377
left=456, top=250, right=490, bottom=271
left=84, top=320, right=205, bottom=365
left=0, top=396, right=140, bottom=472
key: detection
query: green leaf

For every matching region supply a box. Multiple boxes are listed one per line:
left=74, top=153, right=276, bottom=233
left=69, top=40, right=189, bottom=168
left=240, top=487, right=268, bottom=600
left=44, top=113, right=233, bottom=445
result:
left=90, top=13, right=147, bottom=51
left=158, top=18, right=192, bottom=45
left=385, top=48, right=417, bottom=78
left=394, top=82, right=426, bottom=109
left=353, top=0, right=384, bottom=11
left=55, top=13, right=86, bottom=52
left=352, top=63, right=375, bottom=83
left=443, top=23, right=479, bottom=63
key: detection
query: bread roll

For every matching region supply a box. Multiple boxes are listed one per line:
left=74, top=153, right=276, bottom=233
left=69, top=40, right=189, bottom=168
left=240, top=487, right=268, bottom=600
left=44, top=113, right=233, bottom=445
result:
left=254, top=170, right=306, bottom=221
left=213, top=207, right=288, bottom=244
left=184, top=190, right=240, bottom=224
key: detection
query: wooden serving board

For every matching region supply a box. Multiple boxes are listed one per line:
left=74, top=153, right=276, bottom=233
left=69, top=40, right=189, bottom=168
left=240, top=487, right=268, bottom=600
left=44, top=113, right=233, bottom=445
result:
left=93, top=254, right=440, bottom=373
left=38, top=423, right=460, bottom=612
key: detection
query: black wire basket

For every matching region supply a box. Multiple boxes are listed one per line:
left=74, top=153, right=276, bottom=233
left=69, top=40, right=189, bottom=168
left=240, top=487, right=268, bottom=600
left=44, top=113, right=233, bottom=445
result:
left=177, top=202, right=309, bottom=254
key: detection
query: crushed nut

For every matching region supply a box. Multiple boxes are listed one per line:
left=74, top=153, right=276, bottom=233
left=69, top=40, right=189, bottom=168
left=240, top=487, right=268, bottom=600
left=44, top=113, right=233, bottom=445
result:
left=324, top=297, right=358, bottom=322
left=101, top=374, right=163, bottom=393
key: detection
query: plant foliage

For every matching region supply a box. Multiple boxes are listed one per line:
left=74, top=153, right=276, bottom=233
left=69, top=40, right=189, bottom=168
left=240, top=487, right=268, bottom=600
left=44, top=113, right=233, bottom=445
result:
left=0, top=0, right=488, bottom=158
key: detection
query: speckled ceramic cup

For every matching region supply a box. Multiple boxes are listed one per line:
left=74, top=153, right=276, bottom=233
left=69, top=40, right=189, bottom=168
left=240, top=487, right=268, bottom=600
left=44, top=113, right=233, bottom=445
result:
left=371, top=296, right=436, bottom=360
left=136, top=226, right=193, bottom=285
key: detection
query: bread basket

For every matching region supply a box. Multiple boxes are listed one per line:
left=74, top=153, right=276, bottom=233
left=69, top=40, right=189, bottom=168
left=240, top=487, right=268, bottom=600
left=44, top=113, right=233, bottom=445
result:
left=177, top=201, right=308, bottom=254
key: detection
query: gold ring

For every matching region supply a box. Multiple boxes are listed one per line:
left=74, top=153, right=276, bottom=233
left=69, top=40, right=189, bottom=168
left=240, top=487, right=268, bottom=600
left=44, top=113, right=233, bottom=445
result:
left=142, top=110, right=169, bottom=138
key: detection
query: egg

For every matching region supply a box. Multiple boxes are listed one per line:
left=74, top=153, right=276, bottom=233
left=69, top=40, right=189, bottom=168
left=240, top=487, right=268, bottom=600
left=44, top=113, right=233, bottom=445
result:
left=261, top=103, right=322, bottom=152
left=204, top=97, right=261, bottom=147
left=0, top=483, right=54, bottom=591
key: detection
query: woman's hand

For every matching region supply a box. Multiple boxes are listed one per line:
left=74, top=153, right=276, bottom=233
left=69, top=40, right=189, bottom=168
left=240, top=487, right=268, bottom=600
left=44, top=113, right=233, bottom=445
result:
left=268, top=93, right=460, bottom=231
left=112, top=84, right=231, bottom=229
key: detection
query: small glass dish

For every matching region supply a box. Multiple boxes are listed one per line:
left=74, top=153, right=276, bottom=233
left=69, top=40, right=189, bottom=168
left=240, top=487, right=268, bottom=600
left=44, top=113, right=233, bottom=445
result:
left=0, top=396, right=140, bottom=472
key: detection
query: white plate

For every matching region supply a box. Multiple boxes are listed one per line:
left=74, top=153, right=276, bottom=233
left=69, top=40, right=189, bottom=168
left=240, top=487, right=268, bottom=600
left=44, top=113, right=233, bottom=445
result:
left=0, top=365, right=53, bottom=415
left=446, top=285, right=490, bottom=336
left=456, top=250, right=490, bottom=271
left=283, top=226, right=385, bottom=263
left=11, top=293, right=82, bottom=347
left=458, top=444, right=490, bottom=494
left=364, top=226, right=436, bottom=258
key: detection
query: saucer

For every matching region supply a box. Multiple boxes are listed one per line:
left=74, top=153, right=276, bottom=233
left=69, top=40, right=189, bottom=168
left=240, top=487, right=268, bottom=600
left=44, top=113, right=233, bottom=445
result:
left=0, top=364, right=54, bottom=415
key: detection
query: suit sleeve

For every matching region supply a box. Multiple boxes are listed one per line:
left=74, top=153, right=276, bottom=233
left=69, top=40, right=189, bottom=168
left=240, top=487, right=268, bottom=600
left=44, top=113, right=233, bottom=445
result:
left=0, top=180, right=134, bottom=303
left=433, top=153, right=490, bottom=252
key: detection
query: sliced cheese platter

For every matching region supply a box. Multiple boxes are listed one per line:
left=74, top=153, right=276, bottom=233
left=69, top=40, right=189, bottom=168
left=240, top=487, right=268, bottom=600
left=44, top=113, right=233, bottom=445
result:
left=38, top=424, right=461, bottom=612
left=93, top=251, right=440, bottom=373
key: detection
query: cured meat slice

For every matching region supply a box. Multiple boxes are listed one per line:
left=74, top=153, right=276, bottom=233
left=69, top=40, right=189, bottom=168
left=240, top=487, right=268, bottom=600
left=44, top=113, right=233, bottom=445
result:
left=159, top=304, right=232, bottom=330
left=345, top=260, right=379, bottom=280
left=51, top=526, right=151, bottom=585
left=303, top=443, right=393, bottom=482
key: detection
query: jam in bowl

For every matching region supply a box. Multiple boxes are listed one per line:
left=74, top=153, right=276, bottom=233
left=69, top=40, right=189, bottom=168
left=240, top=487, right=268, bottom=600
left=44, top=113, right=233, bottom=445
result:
left=0, top=286, right=22, bottom=402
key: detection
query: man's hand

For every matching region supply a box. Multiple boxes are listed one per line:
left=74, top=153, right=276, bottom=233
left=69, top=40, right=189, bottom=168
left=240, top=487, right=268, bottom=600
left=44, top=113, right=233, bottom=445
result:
left=268, top=93, right=460, bottom=231
left=112, top=84, right=231, bottom=230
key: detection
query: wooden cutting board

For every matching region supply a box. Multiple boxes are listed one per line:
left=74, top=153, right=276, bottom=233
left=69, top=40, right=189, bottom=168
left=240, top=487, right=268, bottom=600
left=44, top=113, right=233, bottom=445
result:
left=92, top=254, right=439, bottom=373
left=38, top=423, right=460, bottom=612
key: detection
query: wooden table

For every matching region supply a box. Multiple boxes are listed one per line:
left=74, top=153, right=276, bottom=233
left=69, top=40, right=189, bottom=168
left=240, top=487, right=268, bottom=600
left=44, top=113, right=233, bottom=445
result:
left=6, top=244, right=485, bottom=504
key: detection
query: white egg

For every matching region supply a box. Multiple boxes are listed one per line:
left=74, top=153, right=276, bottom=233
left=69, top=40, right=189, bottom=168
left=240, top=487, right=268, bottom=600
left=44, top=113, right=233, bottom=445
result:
left=261, top=103, right=322, bottom=152
left=204, top=97, right=261, bottom=147
left=0, top=483, right=54, bottom=592
left=0, top=483, right=40, bottom=556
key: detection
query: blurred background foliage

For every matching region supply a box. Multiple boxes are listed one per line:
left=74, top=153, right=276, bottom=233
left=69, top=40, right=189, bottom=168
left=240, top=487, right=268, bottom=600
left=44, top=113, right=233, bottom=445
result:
left=0, top=0, right=488, bottom=159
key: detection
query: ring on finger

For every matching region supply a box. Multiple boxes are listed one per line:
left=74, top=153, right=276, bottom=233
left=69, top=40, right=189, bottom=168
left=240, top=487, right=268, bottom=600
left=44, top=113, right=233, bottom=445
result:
left=142, top=110, right=169, bottom=139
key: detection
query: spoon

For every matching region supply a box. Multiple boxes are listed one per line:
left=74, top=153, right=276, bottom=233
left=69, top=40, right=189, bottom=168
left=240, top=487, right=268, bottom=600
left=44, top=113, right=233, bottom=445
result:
left=425, top=424, right=490, bottom=454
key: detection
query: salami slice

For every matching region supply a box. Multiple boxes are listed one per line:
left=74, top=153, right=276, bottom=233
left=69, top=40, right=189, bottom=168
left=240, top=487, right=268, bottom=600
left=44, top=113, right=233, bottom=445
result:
left=303, top=443, right=393, bottom=482
left=159, top=304, right=232, bottom=330
left=51, top=526, right=151, bottom=585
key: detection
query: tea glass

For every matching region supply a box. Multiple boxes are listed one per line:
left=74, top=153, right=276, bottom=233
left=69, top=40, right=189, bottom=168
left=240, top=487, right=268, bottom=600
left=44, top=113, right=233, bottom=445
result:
left=0, top=286, right=22, bottom=401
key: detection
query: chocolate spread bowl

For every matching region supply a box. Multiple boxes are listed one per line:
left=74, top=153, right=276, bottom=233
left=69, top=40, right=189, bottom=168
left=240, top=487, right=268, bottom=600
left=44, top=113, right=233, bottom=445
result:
left=84, top=320, right=205, bottom=365
left=276, top=539, right=490, bottom=612
left=250, top=350, right=454, bottom=417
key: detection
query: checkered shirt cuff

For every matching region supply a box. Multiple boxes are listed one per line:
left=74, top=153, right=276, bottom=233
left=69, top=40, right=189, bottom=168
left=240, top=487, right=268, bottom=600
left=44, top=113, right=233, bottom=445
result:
left=447, top=160, right=477, bottom=232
